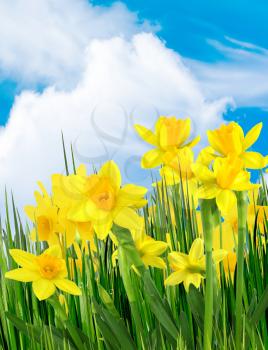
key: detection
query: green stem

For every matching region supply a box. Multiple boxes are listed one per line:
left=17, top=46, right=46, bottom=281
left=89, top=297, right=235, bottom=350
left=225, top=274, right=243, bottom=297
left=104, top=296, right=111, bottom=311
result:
left=200, top=200, right=214, bottom=350
left=235, top=191, right=248, bottom=350
left=118, top=246, right=146, bottom=348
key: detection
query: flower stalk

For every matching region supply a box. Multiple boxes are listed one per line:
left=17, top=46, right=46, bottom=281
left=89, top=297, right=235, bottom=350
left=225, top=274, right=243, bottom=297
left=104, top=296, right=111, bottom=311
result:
left=200, top=199, right=214, bottom=350
left=235, top=191, right=248, bottom=350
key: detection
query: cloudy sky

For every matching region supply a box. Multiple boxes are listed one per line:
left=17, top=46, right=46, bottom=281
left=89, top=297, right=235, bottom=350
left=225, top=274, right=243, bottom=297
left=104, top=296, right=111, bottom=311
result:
left=0, top=0, right=267, bottom=214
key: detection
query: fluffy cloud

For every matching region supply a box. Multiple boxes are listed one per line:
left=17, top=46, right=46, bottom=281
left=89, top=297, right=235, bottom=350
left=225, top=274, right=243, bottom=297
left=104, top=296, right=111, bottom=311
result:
left=0, top=0, right=156, bottom=88
left=0, top=33, right=231, bottom=213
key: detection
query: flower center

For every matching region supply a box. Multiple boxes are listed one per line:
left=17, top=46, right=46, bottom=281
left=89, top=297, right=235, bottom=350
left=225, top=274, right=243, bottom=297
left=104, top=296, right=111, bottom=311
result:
left=89, top=178, right=116, bottom=211
left=37, top=216, right=52, bottom=240
left=37, top=254, right=61, bottom=280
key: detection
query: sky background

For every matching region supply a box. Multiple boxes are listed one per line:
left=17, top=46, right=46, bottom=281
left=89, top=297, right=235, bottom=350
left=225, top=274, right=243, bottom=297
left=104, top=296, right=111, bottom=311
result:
left=0, top=0, right=267, bottom=212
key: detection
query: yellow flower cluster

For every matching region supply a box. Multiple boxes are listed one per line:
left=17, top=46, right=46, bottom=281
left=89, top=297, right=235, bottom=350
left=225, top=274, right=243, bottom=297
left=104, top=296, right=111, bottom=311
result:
left=5, top=115, right=267, bottom=298
left=135, top=116, right=268, bottom=286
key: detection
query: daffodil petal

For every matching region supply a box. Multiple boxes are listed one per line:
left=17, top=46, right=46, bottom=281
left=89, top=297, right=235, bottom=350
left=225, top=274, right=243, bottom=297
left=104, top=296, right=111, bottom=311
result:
left=5, top=268, right=40, bottom=282
left=9, top=249, right=37, bottom=269
left=76, top=164, right=87, bottom=176
left=191, top=163, right=215, bottom=183
left=197, top=184, right=220, bottom=199
left=114, top=208, right=141, bottom=231
left=99, top=161, right=121, bottom=190
left=168, top=252, right=189, bottom=269
left=141, top=149, right=163, bottom=169
left=94, top=217, right=113, bottom=240
left=184, top=135, right=200, bottom=148
left=54, top=279, right=81, bottom=295
left=42, top=245, right=62, bottom=258
left=243, top=122, right=262, bottom=150
left=189, top=238, right=204, bottom=260
left=117, top=184, right=147, bottom=208
left=187, top=273, right=202, bottom=290
left=212, top=249, right=228, bottom=264
left=134, top=124, right=158, bottom=146
left=139, top=238, right=168, bottom=256
left=159, top=166, right=181, bottom=185
left=142, top=255, right=166, bottom=269
left=216, top=190, right=237, bottom=214
left=165, top=270, right=186, bottom=286
left=32, top=279, right=56, bottom=300
left=241, top=152, right=267, bottom=169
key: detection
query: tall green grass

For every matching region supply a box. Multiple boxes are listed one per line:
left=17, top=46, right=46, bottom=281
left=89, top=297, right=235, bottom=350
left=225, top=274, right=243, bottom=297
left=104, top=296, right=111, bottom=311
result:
left=0, top=149, right=268, bottom=350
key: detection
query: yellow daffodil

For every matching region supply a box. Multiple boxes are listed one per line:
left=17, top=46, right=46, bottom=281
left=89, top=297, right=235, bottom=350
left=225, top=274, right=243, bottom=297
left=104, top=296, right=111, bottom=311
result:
left=206, top=122, right=266, bottom=169
left=135, top=116, right=200, bottom=168
left=5, top=245, right=81, bottom=300
left=52, top=161, right=147, bottom=240
left=159, top=147, right=198, bottom=207
left=165, top=238, right=227, bottom=291
left=192, top=156, right=259, bottom=214
left=24, top=182, right=76, bottom=247
left=52, top=166, right=96, bottom=248
left=112, top=218, right=168, bottom=269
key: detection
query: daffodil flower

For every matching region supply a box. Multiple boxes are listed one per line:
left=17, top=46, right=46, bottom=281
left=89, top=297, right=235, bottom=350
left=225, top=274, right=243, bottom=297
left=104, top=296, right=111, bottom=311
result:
left=159, top=147, right=198, bottom=207
left=52, top=161, right=147, bottom=240
left=205, top=122, right=267, bottom=169
left=192, top=156, right=259, bottom=214
left=135, top=116, right=200, bottom=168
left=5, top=245, right=81, bottom=301
left=165, top=238, right=227, bottom=291
left=24, top=182, right=76, bottom=247
left=111, top=218, right=168, bottom=269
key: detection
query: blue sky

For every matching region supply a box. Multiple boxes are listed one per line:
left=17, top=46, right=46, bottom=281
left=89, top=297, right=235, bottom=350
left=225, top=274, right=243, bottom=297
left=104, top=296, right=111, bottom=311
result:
left=1, top=0, right=267, bottom=139
left=0, top=0, right=268, bottom=211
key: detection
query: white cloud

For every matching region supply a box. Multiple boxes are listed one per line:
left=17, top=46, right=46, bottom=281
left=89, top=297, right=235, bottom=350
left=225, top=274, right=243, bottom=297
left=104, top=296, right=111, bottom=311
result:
left=0, top=0, right=157, bottom=88
left=188, top=36, right=268, bottom=107
left=0, top=33, right=231, bottom=214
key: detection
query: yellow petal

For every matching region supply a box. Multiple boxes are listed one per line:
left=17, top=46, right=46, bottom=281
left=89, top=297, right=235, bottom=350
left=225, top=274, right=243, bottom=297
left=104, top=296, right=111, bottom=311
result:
left=159, top=166, right=181, bottom=185
left=184, top=135, right=201, bottom=148
left=197, top=184, right=220, bottom=199
left=142, top=255, right=166, bottom=269
left=134, top=124, right=158, bottom=146
left=117, top=184, right=147, bottom=208
left=9, top=249, right=37, bottom=269
left=94, top=217, right=113, bottom=240
left=196, top=146, right=216, bottom=166
left=216, top=190, right=236, bottom=214
left=141, top=149, right=163, bottom=169
left=54, top=279, right=81, bottom=295
left=76, top=164, right=87, bottom=176
left=207, top=130, right=224, bottom=155
left=165, top=270, right=186, bottom=286
left=241, top=152, right=267, bottom=169
left=32, top=279, right=56, bottom=300
left=212, top=249, right=228, bottom=264
left=139, top=237, right=168, bottom=256
left=24, top=205, right=36, bottom=221
left=99, top=161, right=121, bottom=190
left=5, top=268, right=40, bottom=282
left=191, top=163, right=215, bottom=183
left=42, top=245, right=62, bottom=258
left=243, top=122, right=262, bottom=150
left=189, top=238, right=204, bottom=260
left=186, top=273, right=202, bottom=290
left=168, top=252, right=189, bottom=269
left=114, top=208, right=141, bottom=231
